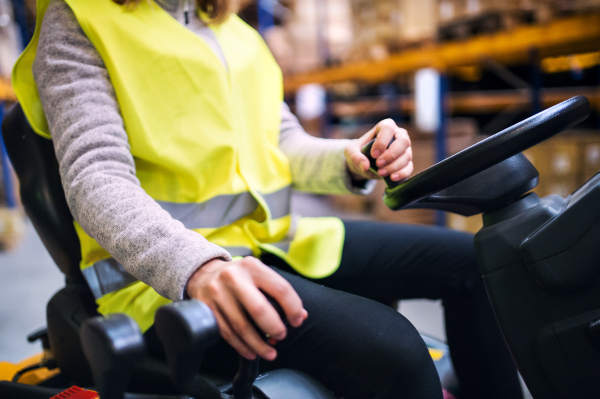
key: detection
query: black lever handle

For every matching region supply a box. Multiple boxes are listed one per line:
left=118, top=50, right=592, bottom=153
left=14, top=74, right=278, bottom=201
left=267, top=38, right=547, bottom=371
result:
left=232, top=356, right=259, bottom=399
left=154, top=300, right=221, bottom=399
left=361, top=137, right=397, bottom=187
left=80, top=314, right=146, bottom=399
left=232, top=295, right=290, bottom=399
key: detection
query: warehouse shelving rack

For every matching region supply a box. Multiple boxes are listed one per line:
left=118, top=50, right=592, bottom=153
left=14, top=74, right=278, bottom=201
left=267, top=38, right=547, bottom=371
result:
left=0, top=0, right=29, bottom=210
left=282, top=11, right=600, bottom=225
left=283, top=12, right=600, bottom=93
left=2, top=5, right=600, bottom=223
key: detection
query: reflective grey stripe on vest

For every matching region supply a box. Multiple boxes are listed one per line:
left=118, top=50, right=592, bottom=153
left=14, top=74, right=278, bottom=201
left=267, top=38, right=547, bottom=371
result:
left=81, top=258, right=138, bottom=299
left=225, top=246, right=254, bottom=257
left=262, top=187, right=292, bottom=221
left=156, top=185, right=292, bottom=230
left=268, top=240, right=291, bottom=253
left=227, top=242, right=291, bottom=257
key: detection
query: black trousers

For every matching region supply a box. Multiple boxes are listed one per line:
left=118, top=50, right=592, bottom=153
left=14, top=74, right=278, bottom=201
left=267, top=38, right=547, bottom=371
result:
left=150, top=221, right=523, bottom=399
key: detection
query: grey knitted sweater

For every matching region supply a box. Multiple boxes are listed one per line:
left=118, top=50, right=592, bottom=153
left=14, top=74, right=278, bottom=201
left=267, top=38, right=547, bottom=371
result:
left=32, top=0, right=374, bottom=301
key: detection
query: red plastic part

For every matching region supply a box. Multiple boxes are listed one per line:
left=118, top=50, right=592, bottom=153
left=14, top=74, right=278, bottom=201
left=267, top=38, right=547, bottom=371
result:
left=51, top=386, right=99, bottom=399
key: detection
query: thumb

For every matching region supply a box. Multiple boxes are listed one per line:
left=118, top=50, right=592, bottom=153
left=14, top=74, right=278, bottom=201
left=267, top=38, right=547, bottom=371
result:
left=349, top=148, right=371, bottom=172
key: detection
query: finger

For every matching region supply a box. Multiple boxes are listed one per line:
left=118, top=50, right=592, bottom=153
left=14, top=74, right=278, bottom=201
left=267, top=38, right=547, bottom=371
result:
left=390, top=160, right=414, bottom=181
left=348, top=127, right=378, bottom=173
left=250, top=264, right=307, bottom=328
left=227, top=274, right=288, bottom=341
left=217, top=291, right=278, bottom=361
left=371, top=119, right=397, bottom=159
left=377, top=147, right=413, bottom=177
left=211, top=306, right=257, bottom=360
left=348, top=149, right=371, bottom=173
left=376, top=128, right=411, bottom=168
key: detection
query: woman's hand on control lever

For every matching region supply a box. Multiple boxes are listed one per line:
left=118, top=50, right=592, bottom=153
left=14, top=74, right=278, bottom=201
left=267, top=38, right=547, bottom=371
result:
left=186, top=257, right=308, bottom=361
left=344, top=118, right=414, bottom=182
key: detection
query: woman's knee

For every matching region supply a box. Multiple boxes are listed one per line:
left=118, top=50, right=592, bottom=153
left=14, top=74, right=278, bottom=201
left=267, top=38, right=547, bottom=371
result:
left=378, top=314, right=440, bottom=380
left=273, top=269, right=443, bottom=398
left=341, top=303, right=442, bottom=397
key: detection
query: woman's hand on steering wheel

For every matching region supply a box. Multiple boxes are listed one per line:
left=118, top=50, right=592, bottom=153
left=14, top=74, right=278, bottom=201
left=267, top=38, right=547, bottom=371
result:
left=186, top=257, right=308, bottom=361
left=344, top=118, right=414, bottom=182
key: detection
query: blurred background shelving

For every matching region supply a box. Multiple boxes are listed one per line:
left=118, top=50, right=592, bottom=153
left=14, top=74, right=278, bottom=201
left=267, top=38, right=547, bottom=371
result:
left=235, top=0, right=600, bottom=232
left=2, top=0, right=600, bottom=235
left=1, top=3, right=600, bottom=396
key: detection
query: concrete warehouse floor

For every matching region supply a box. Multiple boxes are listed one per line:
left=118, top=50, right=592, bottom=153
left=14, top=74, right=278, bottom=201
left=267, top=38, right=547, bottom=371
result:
left=0, top=191, right=531, bottom=398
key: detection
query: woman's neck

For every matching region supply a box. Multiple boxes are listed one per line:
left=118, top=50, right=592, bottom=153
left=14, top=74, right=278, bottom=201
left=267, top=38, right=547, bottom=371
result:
left=155, top=0, right=182, bottom=13
left=155, top=0, right=201, bottom=26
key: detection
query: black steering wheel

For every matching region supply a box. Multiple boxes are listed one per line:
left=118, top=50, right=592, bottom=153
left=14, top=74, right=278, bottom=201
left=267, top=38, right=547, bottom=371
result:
left=362, top=96, right=591, bottom=210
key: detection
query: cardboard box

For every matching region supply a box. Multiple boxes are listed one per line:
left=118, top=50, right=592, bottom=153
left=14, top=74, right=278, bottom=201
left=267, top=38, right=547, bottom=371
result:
left=349, top=0, right=437, bottom=61
left=0, top=207, right=25, bottom=251
left=524, top=141, right=576, bottom=197
left=446, top=212, right=483, bottom=234
left=536, top=177, right=579, bottom=198
left=577, top=134, right=600, bottom=187
left=438, top=0, right=555, bottom=41
left=439, top=0, right=514, bottom=22
left=550, top=142, right=579, bottom=176
left=524, top=131, right=600, bottom=198
left=284, top=0, right=354, bottom=72
left=328, top=193, right=372, bottom=214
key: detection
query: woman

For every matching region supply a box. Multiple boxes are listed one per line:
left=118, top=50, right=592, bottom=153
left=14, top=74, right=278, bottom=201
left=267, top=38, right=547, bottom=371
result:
left=13, top=0, right=523, bottom=398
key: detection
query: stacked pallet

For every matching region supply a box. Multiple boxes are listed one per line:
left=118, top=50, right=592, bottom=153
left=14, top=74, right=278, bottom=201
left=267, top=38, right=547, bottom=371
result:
left=0, top=207, right=25, bottom=251
left=348, top=0, right=438, bottom=62
left=0, top=158, right=24, bottom=251
left=0, top=0, right=24, bottom=79
left=276, top=0, right=600, bottom=70
left=438, top=0, right=600, bottom=42
left=277, top=0, right=354, bottom=73
left=276, top=0, right=440, bottom=70
left=524, top=131, right=600, bottom=198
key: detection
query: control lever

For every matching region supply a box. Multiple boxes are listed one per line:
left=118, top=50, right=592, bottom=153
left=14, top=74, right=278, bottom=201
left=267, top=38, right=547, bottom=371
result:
left=232, top=296, right=291, bottom=399
left=154, top=300, right=221, bottom=399
left=361, top=137, right=397, bottom=187
left=232, top=357, right=259, bottom=399
left=80, top=314, right=146, bottom=399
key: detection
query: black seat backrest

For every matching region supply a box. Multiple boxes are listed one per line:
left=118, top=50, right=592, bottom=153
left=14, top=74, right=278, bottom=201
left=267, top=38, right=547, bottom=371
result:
left=2, top=103, right=83, bottom=283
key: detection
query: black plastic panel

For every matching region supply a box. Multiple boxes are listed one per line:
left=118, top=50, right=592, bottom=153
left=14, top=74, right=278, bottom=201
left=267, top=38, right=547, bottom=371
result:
left=521, top=173, right=600, bottom=273
left=476, top=185, right=600, bottom=398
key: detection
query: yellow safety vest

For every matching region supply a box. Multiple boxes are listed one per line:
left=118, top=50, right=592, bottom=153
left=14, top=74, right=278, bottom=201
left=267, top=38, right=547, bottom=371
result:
left=13, top=0, right=345, bottom=332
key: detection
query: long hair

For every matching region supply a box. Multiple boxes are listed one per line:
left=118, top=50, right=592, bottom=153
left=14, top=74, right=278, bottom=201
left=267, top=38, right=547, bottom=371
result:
left=112, top=0, right=238, bottom=24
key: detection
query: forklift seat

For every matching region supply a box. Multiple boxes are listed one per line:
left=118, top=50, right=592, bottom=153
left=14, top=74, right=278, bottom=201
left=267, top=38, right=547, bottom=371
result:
left=2, top=103, right=103, bottom=384
left=2, top=103, right=82, bottom=281
left=1, top=103, right=227, bottom=393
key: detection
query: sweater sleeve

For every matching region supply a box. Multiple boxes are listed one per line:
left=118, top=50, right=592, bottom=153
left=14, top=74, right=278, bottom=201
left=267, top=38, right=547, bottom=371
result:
left=278, top=102, right=376, bottom=195
left=32, top=0, right=231, bottom=301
